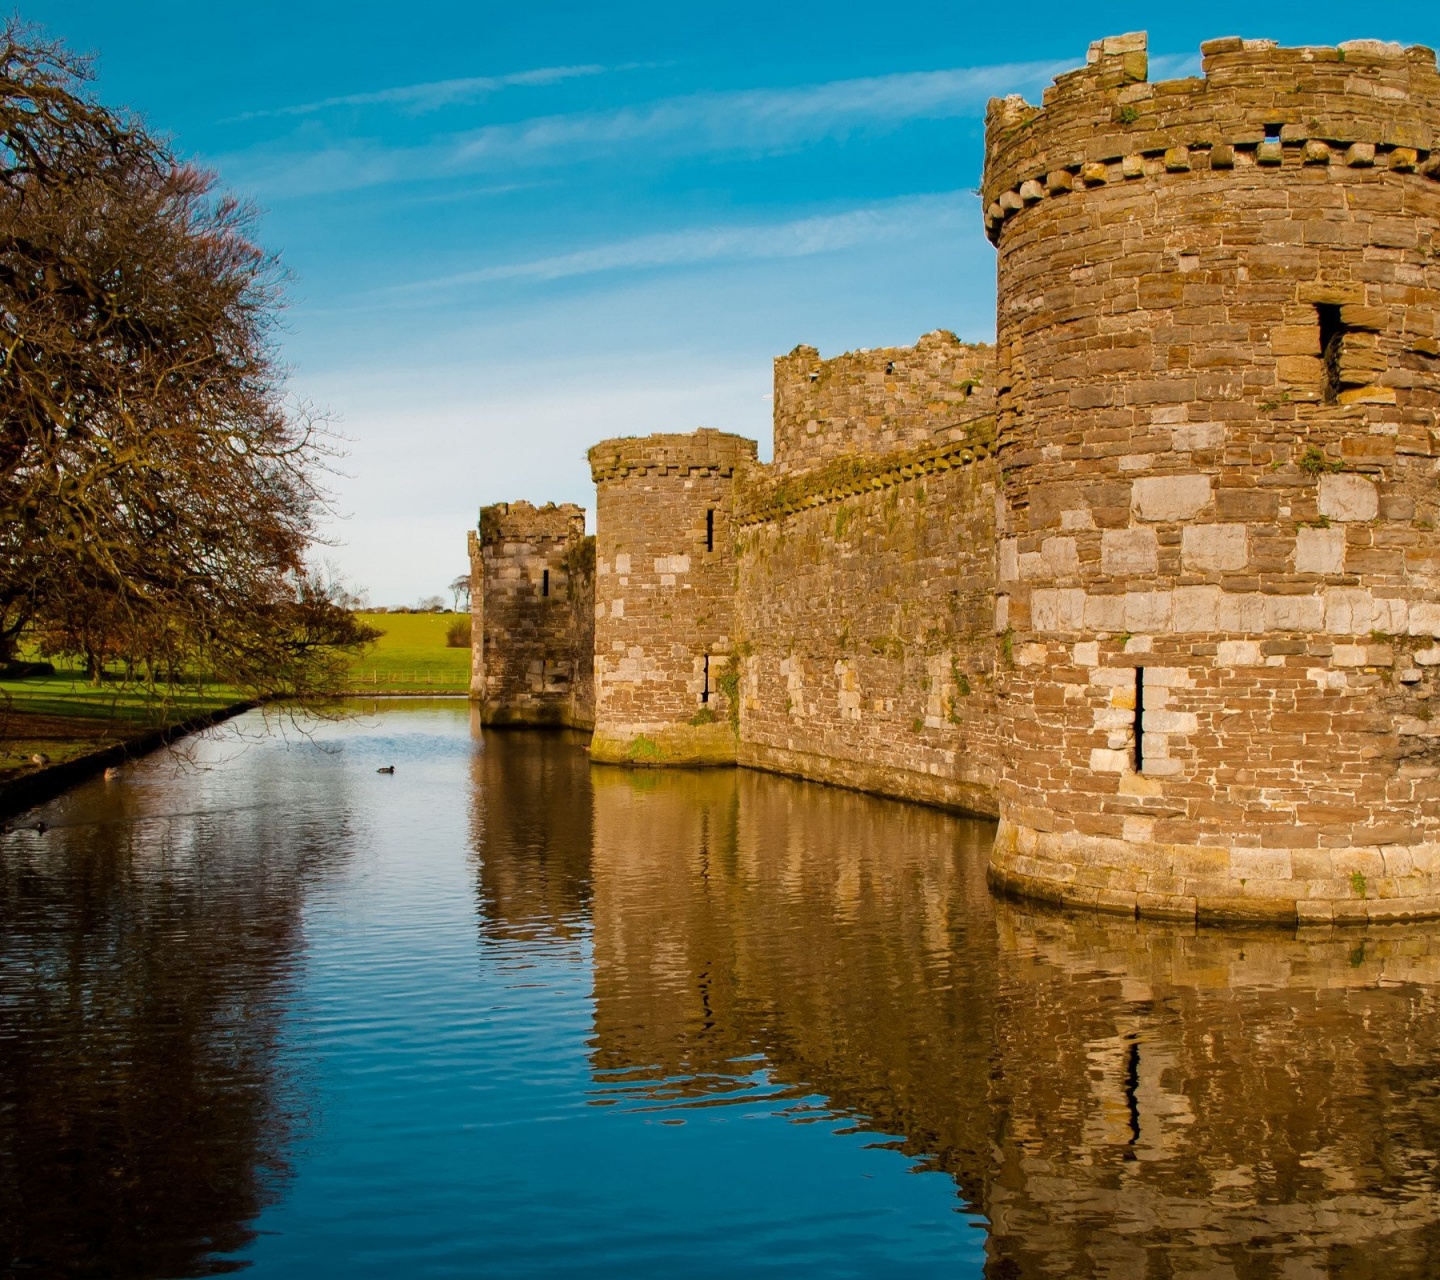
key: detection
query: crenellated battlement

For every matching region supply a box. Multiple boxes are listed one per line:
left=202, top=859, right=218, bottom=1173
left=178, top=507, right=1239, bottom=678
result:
left=587, top=428, right=757, bottom=483
left=983, top=32, right=1440, bottom=242
left=772, top=331, right=993, bottom=476
left=478, top=500, right=585, bottom=545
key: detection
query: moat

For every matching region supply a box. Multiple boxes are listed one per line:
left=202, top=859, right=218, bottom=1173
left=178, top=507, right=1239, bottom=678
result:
left=4, top=701, right=1440, bottom=1277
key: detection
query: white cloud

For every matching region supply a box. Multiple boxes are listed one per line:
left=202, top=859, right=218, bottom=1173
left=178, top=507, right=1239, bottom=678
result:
left=228, top=63, right=611, bottom=121
left=385, top=191, right=975, bottom=295
left=217, top=58, right=1069, bottom=198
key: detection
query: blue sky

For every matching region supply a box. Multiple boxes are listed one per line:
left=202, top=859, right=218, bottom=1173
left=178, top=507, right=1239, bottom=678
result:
left=27, top=1, right=1440, bottom=603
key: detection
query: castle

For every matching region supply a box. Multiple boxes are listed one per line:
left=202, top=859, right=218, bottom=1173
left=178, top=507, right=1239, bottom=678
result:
left=468, top=32, right=1440, bottom=926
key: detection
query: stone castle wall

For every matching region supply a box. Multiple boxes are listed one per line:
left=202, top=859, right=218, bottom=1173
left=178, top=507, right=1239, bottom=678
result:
left=475, top=31, right=1440, bottom=925
left=983, top=33, right=1440, bottom=922
left=772, top=330, right=995, bottom=475
left=587, top=429, right=756, bottom=764
left=469, top=501, right=594, bottom=728
left=734, top=382, right=1001, bottom=814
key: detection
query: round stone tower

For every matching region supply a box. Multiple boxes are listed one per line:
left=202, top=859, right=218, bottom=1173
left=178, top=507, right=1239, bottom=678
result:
left=587, top=428, right=757, bottom=765
left=982, top=33, right=1440, bottom=922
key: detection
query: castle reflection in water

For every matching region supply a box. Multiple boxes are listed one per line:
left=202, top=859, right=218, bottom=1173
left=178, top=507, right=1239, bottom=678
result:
left=473, top=722, right=1440, bottom=1277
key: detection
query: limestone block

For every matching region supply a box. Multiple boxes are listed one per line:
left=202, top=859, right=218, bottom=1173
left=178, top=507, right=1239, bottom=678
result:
left=1073, top=641, right=1099, bottom=666
left=1094, top=707, right=1133, bottom=730
left=1217, top=640, right=1262, bottom=666
left=1144, top=669, right=1190, bottom=691
left=1101, top=527, right=1158, bottom=575
left=1216, top=592, right=1266, bottom=632
left=1124, top=592, right=1172, bottom=632
left=1181, top=523, right=1248, bottom=572
left=1030, top=589, right=1086, bottom=632
left=610, top=598, right=625, bottom=618
left=1016, top=643, right=1049, bottom=665
left=1089, top=748, right=1130, bottom=773
left=1416, top=646, right=1440, bottom=665
left=1080, top=162, right=1108, bottom=185
left=1146, top=709, right=1198, bottom=733
left=1019, top=179, right=1045, bottom=204
left=614, top=553, right=631, bottom=575
left=1171, top=422, right=1224, bottom=451
left=1346, top=142, right=1377, bottom=167
left=1132, top=475, right=1211, bottom=522
left=1173, top=586, right=1220, bottom=632
left=1409, top=603, right=1440, bottom=638
left=1121, top=154, right=1144, bottom=178
left=1324, top=588, right=1377, bottom=635
left=1294, top=526, right=1346, bottom=574
left=998, top=537, right=1019, bottom=582
left=999, top=189, right=1023, bottom=213
left=1041, top=536, right=1079, bottom=576
left=1318, top=474, right=1378, bottom=522
left=1332, top=644, right=1368, bottom=667
left=1264, top=595, right=1324, bottom=632
left=1085, top=594, right=1127, bottom=630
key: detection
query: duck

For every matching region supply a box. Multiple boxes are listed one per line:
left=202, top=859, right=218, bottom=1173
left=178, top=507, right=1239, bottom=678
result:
left=30, top=752, right=50, bottom=766
left=376, top=765, right=395, bottom=774
left=33, top=821, right=47, bottom=834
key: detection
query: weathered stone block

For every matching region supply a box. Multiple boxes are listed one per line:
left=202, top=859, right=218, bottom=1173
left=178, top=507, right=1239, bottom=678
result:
left=1294, top=526, right=1346, bottom=574
left=1181, top=523, right=1248, bottom=571
left=1317, top=474, right=1379, bottom=522
left=1101, top=527, right=1158, bottom=575
left=1131, top=475, right=1212, bottom=522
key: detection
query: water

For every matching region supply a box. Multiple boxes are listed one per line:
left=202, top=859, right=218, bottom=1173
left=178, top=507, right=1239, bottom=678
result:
left=2, top=702, right=1439, bottom=1278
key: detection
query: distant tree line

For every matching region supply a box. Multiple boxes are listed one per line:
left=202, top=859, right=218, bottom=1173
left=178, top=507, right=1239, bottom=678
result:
left=0, top=22, right=375, bottom=695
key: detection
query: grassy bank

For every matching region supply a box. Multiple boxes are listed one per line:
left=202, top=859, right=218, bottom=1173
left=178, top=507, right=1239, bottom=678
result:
left=0, top=668, right=245, bottom=783
left=345, top=612, right=470, bottom=693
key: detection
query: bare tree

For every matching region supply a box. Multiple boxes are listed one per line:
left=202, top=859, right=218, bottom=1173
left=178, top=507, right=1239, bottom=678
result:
left=449, top=573, right=471, bottom=612
left=0, top=23, right=374, bottom=696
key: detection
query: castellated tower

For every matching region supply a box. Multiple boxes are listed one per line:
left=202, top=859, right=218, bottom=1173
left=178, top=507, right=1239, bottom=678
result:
left=468, top=501, right=594, bottom=728
left=587, top=429, right=757, bottom=765
left=982, top=34, right=1440, bottom=921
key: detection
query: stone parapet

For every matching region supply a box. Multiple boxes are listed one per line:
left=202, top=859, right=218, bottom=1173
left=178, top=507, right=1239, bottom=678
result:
left=983, top=34, right=1440, bottom=242
left=587, top=427, right=757, bottom=484
left=772, top=331, right=994, bottom=476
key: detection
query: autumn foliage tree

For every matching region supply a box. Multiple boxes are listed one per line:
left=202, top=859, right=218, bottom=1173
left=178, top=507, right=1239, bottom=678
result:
left=0, top=23, right=374, bottom=695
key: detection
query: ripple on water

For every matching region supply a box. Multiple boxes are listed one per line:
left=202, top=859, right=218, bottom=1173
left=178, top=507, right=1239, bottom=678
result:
left=4, top=703, right=1440, bottom=1276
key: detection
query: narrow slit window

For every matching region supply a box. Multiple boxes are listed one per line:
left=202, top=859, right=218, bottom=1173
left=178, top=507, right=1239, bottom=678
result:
left=541, top=569, right=550, bottom=598
left=1264, top=122, right=1283, bottom=140
left=1133, top=667, right=1145, bottom=773
left=706, top=509, right=715, bottom=552
left=701, top=654, right=710, bottom=704
left=1317, top=303, right=1344, bottom=403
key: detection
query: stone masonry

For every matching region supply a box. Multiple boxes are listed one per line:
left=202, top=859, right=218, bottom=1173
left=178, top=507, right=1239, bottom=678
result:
left=468, top=501, right=594, bottom=728
left=474, top=33, right=1440, bottom=925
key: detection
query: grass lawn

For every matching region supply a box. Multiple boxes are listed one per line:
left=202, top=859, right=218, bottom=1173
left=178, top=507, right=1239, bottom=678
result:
left=0, top=669, right=246, bottom=782
left=347, top=612, right=471, bottom=693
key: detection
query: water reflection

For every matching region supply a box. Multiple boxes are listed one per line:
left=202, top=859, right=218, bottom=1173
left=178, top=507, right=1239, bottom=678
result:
left=0, top=730, right=351, bottom=1277
left=469, top=717, right=593, bottom=942
left=583, top=765, right=1440, bottom=1277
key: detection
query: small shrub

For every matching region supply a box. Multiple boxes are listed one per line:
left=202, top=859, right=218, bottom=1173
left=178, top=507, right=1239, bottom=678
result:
left=1117, top=105, right=1139, bottom=125
left=445, top=617, right=472, bottom=648
left=1299, top=445, right=1344, bottom=476
left=1350, top=871, right=1368, bottom=900
left=688, top=707, right=718, bottom=726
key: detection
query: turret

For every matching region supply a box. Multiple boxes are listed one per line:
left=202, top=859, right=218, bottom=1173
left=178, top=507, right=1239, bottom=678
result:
left=982, top=34, right=1440, bottom=922
left=587, top=429, right=758, bottom=764
left=470, top=501, right=593, bottom=728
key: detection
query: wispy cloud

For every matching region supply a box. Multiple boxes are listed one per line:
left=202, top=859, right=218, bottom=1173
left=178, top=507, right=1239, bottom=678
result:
left=448, top=61, right=1067, bottom=167
left=219, top=59, right=1069, bottom=199
left=229, top=63, right=611, bottom=122
left=385, top=192, right=974, bottom=296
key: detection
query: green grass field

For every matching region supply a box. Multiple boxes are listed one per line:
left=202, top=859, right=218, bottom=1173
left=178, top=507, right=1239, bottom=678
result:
left=0, top=669, right=245, bottom=780
left=347, top=612, right=471, bottom=693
